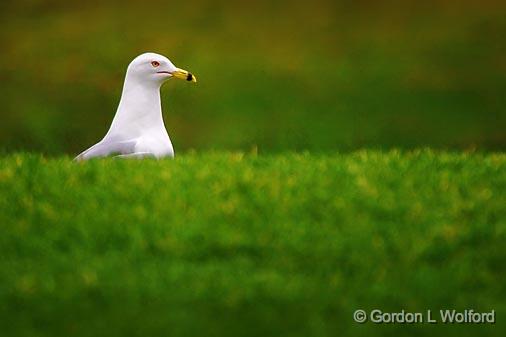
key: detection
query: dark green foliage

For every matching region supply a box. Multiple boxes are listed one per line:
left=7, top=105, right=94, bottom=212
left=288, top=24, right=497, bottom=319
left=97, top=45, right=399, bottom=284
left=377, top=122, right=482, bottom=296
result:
left=1, top=1, right=505, bottom=154
left=0, top=151, right=505, bottom=336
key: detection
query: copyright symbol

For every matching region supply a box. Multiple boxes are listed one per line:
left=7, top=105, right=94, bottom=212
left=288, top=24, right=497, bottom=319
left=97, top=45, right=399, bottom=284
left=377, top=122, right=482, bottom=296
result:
left=354, top=309, right=367, bottom=323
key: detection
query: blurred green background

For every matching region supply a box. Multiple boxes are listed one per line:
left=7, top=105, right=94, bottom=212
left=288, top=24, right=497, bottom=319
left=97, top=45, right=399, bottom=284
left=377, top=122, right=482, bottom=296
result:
left=0, top=0, right=505, bottom=155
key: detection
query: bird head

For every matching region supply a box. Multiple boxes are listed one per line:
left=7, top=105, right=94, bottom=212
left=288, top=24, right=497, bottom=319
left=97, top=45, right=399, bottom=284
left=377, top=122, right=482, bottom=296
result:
left=126, top=52, right=197, bottom=86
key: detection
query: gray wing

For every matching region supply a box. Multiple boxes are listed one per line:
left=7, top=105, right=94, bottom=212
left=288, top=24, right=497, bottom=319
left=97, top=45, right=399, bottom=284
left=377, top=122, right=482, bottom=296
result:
left=74, top=139, right=137, bottom=161
left=114, top=152, right=157, bottom=159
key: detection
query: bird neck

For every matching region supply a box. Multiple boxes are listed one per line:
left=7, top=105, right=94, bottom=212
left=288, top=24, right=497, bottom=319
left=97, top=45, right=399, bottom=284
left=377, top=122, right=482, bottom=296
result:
left=107, top=76, right=168, bottom=139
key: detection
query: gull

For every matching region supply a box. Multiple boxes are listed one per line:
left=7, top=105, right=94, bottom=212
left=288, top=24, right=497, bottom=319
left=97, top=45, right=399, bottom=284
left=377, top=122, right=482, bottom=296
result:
left=75, top=52, right=196, bottom=160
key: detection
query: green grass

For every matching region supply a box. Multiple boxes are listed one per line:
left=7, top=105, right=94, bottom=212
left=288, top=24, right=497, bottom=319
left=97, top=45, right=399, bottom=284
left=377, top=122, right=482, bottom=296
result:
left=1, top=151, right=505, bottom=337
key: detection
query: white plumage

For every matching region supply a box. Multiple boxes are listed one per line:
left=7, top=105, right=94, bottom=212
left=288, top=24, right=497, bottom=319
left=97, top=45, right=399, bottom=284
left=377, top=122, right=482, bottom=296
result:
left=75, top=52, right=196, bottom=160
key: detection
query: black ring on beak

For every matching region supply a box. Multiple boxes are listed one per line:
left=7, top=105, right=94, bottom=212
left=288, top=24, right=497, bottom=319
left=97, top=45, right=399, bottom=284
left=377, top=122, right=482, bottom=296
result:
left=186, top=73, right=193, bottom=81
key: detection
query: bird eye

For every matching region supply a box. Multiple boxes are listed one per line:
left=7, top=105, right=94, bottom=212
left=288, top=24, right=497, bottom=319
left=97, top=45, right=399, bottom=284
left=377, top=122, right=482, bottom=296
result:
left=151, top=61, right=160, bottom=67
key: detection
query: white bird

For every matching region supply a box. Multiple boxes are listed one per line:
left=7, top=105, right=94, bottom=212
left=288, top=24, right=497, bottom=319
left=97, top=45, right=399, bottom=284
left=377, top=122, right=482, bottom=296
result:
left=75, top=52, right=196, bottom=160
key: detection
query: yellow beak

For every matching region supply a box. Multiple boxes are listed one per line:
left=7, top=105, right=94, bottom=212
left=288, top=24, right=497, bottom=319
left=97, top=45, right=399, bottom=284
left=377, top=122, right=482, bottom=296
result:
left=172, top=68, right=197, bottom=83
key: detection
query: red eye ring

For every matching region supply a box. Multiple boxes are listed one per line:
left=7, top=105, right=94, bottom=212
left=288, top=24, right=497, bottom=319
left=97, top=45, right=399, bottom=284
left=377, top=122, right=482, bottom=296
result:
left=151, top=61, right=160, bottom=67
